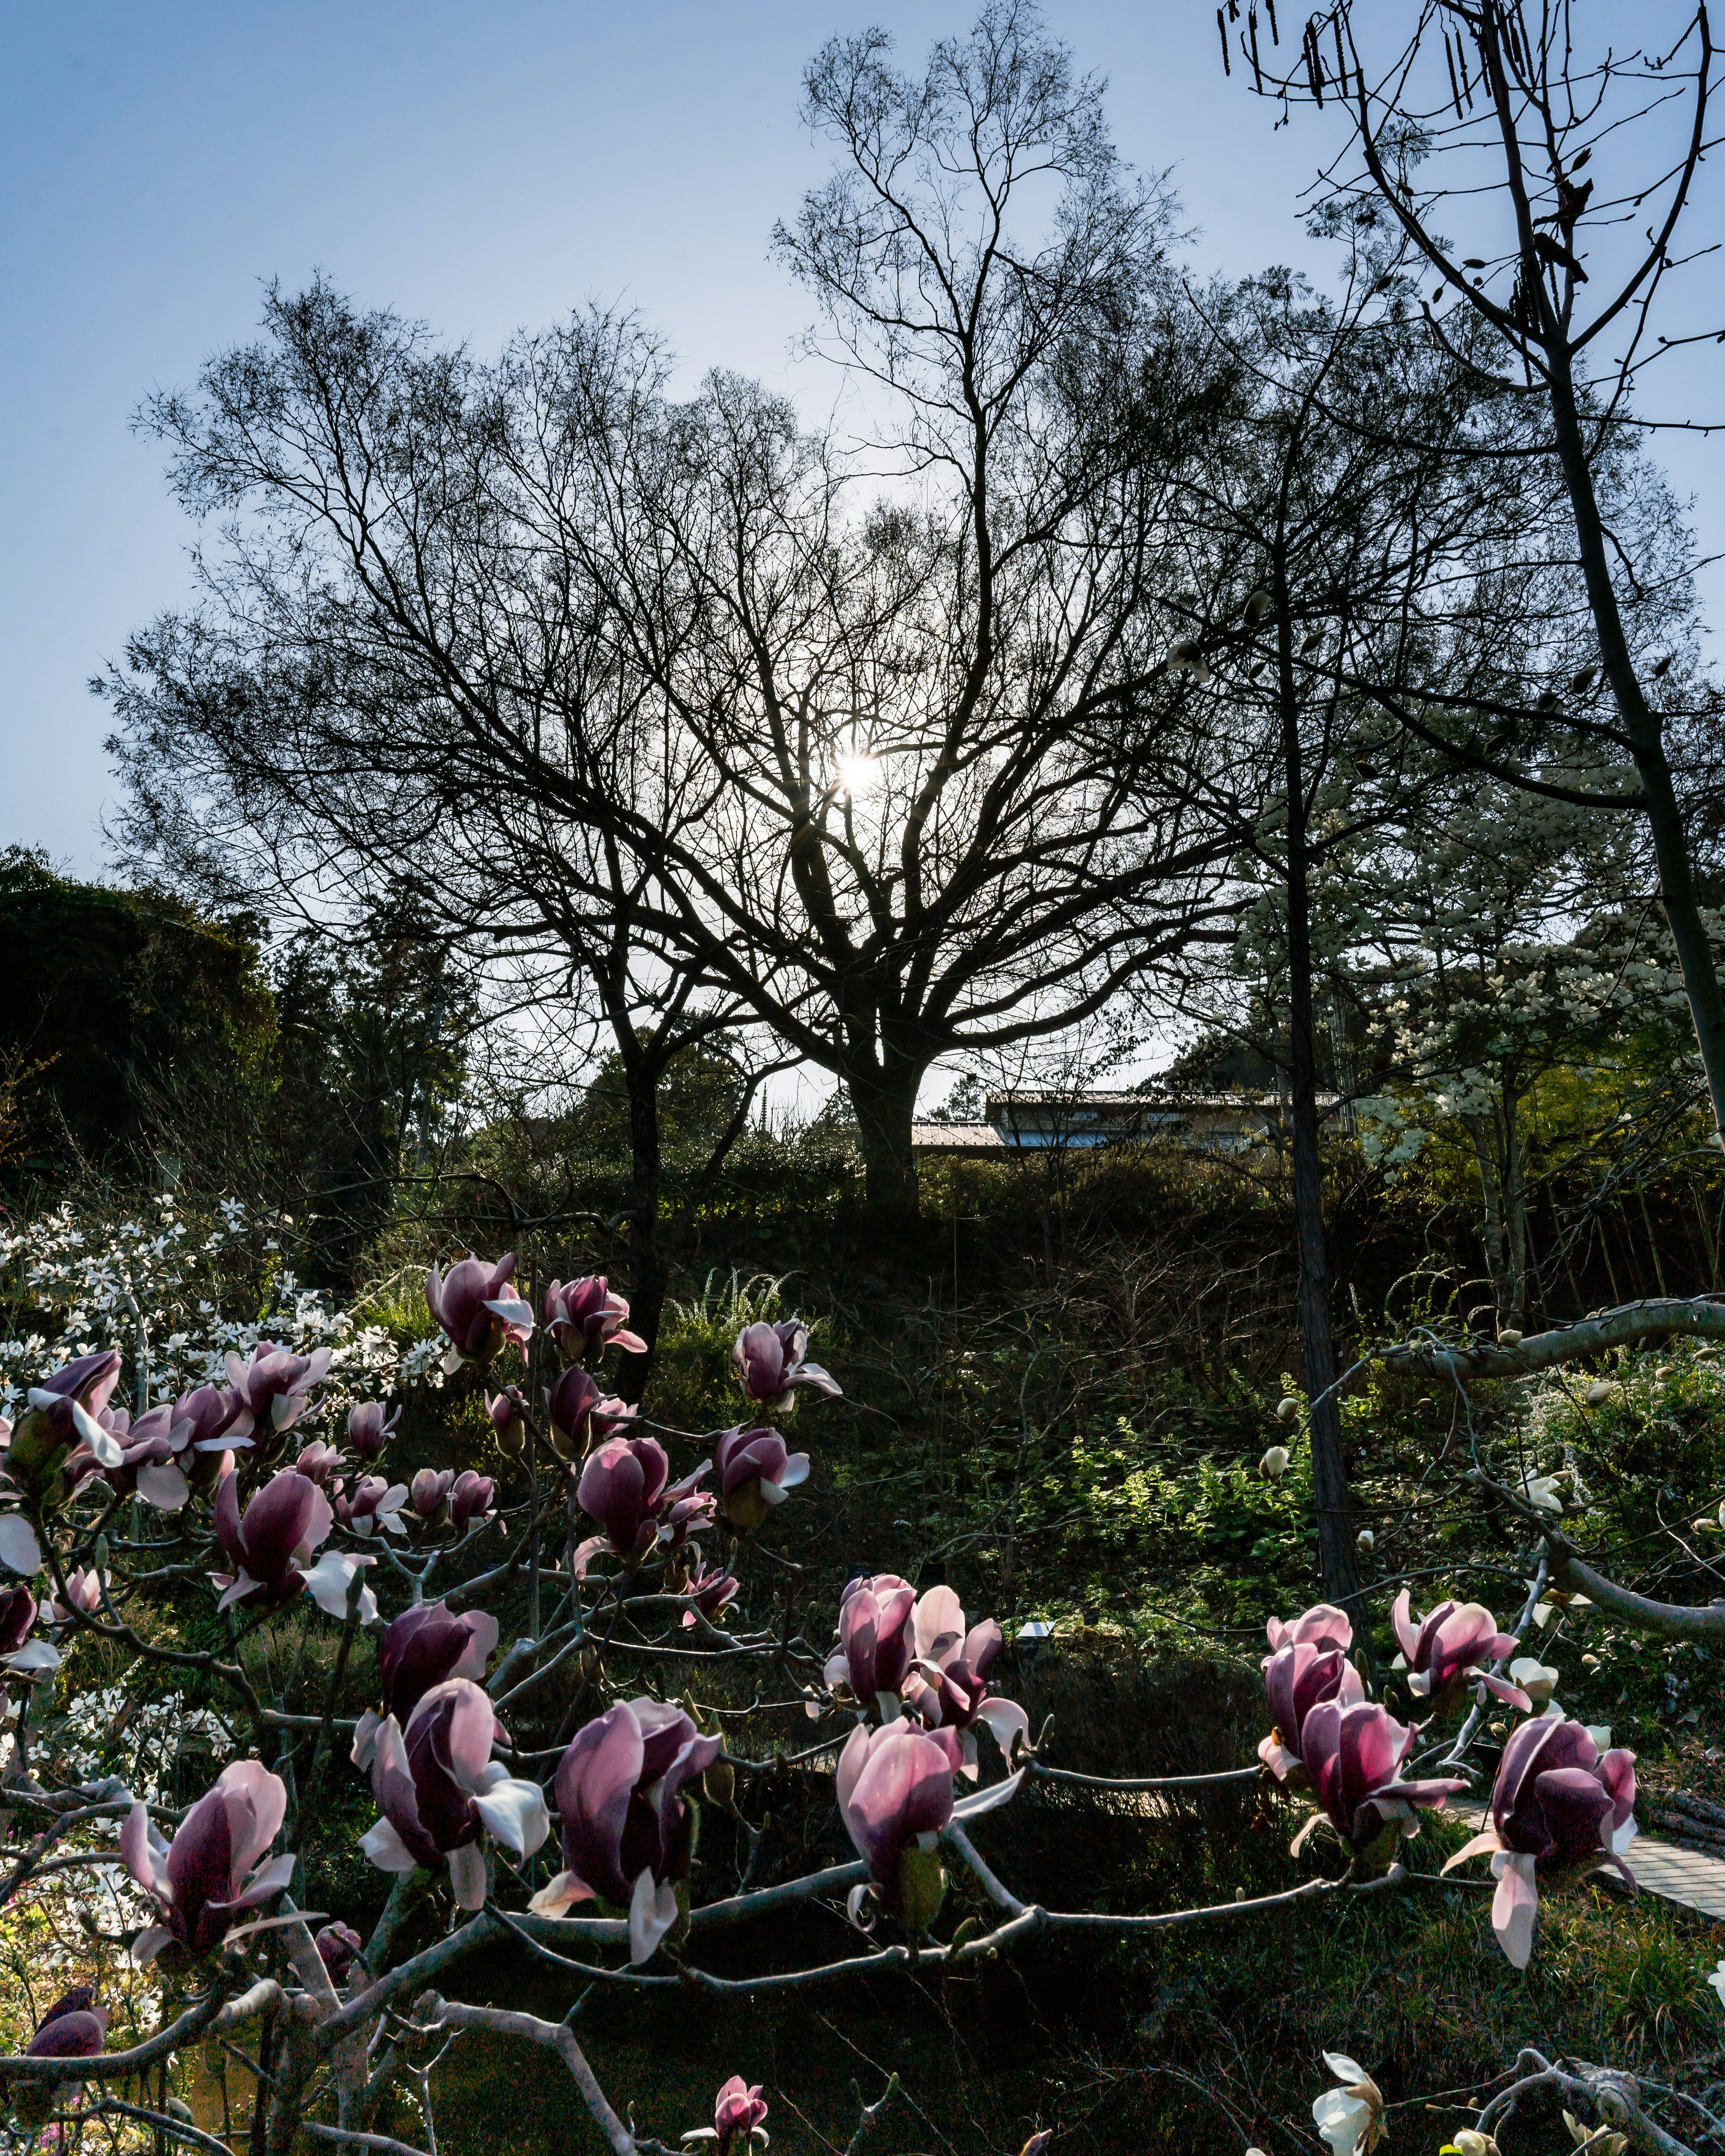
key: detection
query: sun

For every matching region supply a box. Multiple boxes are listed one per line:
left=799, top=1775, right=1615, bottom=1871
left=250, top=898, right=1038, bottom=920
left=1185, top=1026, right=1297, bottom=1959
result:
left=835, top=751, right=882, bottom=799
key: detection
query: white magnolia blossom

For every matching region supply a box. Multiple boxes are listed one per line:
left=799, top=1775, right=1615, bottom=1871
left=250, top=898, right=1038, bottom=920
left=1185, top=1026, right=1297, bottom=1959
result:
left=1313, top=2052, right=1386, bottom=2156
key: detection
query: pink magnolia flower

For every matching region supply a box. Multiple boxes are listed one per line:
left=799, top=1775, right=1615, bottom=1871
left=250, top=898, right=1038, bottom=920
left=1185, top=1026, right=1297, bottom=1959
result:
left=544, top=1277, right=647, bottom=1366
left=351, top=1601, right=500, bottom=1768
left=172, top=1384, right=248, bottom=1493
left=571, top=1436, right=713, bottom=1573
left=121, top=1761, right=295, bottom=1962
left=411, top=1468, right=454, bottom=1522
left=528, top=1699, right=722, bottom=1962
left=1441, top=1717, right=1637, bottom=1966
left=0, top=1583, right=58, bottom=1680
left=705, top=1425, right=809, bottom=1533
left=680, top=1559, right=739, bottom=1628
left=732, top=1321, right=840, bottom=1411
left=449, top=1471, right=498, bottom=1532
left=224, top=1343, right=333, bottom=1449
left=7, top=1352, right=126, bottom=1498
left=1258, top=1641, right=1364, bottom=1781
left=1391, top=1591, right=1528, bottom=1712
left=211, top=1467, right=377, bottom=1622
left=314, top=1921, right=364, bottom=1986
left=546, top=1365, right=635, bottom=1459
left=425, top=1254, right=534, bottom=1369
left=1292, top=1700, right=1464, bottom=1853
left=824, top=1575, right=916, bottom=1715
left=345, top=1402, right=400, bottom=1459
left=292, top=1442, right=346, bottom=1489
left=1265, top=1604, right=1353, bottom=1656
left=336, top=1476, right=409, bottom=1537
left=683, top=2077, right=769, bottom=2155
left=837, top=1718, right=962, bottom=1916
left=44, top=1567, right=105, bottom=1626
left=899, top=1586, right=1030, bottom=1776
left=359, top=1678, right=549, bottom=1910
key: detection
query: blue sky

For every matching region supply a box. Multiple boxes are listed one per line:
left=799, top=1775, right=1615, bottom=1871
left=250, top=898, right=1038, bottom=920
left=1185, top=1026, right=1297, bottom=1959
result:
left=3, top=0, right=1721, bottom=879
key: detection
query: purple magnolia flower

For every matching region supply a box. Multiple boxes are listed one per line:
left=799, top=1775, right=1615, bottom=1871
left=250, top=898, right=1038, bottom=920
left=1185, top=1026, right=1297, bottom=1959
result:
left=1391, top=1590, right=1528, bottom=1712
left=8, top=1350, right=126, bottom=1495
left=224, top=1342, right=333, bottom=1449
left=705, top=1425, right=809, bottom=1533
left=64, top=1402, right=194, bottom=1513
left=824, top=1575, right=916, bottom=1714
left=1258, top=1640, right=1365, bottom=1782
left=732, top=1321, right=840, bottom=1411
left=679, top=1559, right=739, bottom=1628
left=172, top=1383, right=248, bottom=1491
left=314, top=1920, right=364, bottom=1986
left=121, top=1760, right=296, bottom=1962
left=360, top=1677, right=549, bottom=1910
left=528, top=1699, right=722, bottom=1962
left=486, top=1389, right=526, bottom=1458
left=568, top=1444, right=711, bottom=1578
left=684, top=2077, right=769, bottom=2155
left=1293, top=1700, right=1464, bottom=1855
left=346, top=1402, right=400, bottom=1460
left=1264, top=1604, right=1353, bottom=1656
left=411, top=1468, right=454, bottom=1521
left=0, top=1584, right=58, bottom=1681
left=546, top=1365, right=635, bottom=1459
left=212, top=1467, right=378, bottom=1622
left=1442, top=1717, right=1637, bottom=1966
left=335, top=1476, right=410, bottom=1537
left=449, top=1471, right=498, bottom=1532
left=836, top=1718, right=962, bottom=1918
left=293, top=1441, right=347, bottom=1489
left=544, top=1277, right=647, bottom=1366
left=899, top=1587, right=1030, bottom=1776
left=425, top=1254, right=534, bottom=1369
left=44, top=1567, right=105, bottom=1626
left=351, top=1601, right=501, bottom=1767
left=26, top=1982, right=109, bottom=2057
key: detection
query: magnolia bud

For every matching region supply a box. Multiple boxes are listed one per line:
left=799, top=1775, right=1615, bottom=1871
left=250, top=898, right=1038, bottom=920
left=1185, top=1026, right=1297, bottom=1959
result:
left=1356, top=1529, right=1376, bottom=1554
left=1275, top=1396, right=1300, bottom=1423
left=1260, top=1446, right=1290, bottom=1480
left=703, top=1757, right=736, bottom=1811
left=893, top=1844, right=947, bottom=1934
left=1497, top=1328, right=1523, bottom=1347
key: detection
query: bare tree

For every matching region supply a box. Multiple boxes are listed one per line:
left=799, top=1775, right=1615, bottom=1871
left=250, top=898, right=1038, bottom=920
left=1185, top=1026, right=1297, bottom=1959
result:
left=106, top=5, right=1243, bottom=1222
left=1223, top=0, right=1725, bottom=1135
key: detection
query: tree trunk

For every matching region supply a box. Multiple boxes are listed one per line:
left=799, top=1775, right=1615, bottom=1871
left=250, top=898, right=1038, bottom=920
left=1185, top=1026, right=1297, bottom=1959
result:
left=1278, top=601, right=1360, bottom=1610
left=615, top=1047, right=664, bottom=1405
left=848, top=1065, right=923, bottom=1223
left=1545, top=351, right=1725, bottom=1138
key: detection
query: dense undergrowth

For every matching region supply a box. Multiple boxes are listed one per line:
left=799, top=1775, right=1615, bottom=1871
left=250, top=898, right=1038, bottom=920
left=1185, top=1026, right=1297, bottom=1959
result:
left=3, top=1135, right=1725, bottom=2152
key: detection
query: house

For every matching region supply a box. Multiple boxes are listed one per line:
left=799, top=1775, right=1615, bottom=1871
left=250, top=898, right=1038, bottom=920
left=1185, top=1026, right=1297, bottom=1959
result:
left=911, top=1089, right=1342, bottom=1158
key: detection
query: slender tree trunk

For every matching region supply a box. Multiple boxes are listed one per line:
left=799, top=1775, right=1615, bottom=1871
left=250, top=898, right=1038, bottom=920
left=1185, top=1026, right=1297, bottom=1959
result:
left=1463, top=1112, right=1515, bottom=1326
left=1277, top=610, right=1359, bottom=1609
left=1545, top=352, right=1725, bottom=1136
left=616, top=1051, right=665, bottom=1406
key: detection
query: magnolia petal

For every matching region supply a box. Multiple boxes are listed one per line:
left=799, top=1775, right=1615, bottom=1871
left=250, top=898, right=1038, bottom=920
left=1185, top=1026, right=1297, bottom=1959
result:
left=136, top=1463, right=190, bottom=1514
left=526, top=1869, right=596, bottom=1917
left=1490, top=1849, right=1539, bottom=1969
left=0, top=1515, right=43, bottom=1577
left=1439, top=1828, right=1505, bottom=1877
left=358, top=1816, right=418, bottom=1874
left=976, top=1697, right=1031, bottom=1759
left=73, top=1402, right=124, bottom=1469
left=473, top=1774, right=551, bottom=1858
left=778, top=1454, right=810, bottom=1489
left=301, top=1553, right=378, bottom=1624
left=350, top=1710, right=384, bottom=1770
left=2, top=1641, right=61, bottom=1677
left=128, top=1924, right=173, bottom=1968
left=951, top=1767, right=1024, bottom=1821
left=627, top=1866, right=679, bottom=1966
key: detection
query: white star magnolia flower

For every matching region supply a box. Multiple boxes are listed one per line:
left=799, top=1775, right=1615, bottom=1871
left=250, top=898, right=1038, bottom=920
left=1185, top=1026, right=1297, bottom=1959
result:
left=1313, top=2054, right=1385, bottom=2156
